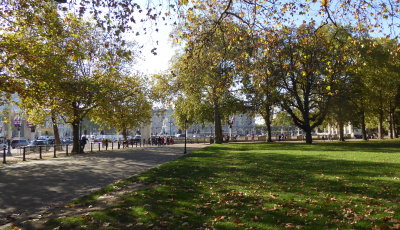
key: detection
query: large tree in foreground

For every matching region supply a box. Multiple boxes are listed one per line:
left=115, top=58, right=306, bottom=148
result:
left=268, top=24, right=353, bottom=144
left=154, top=20, right=246, bottom=144
left=2, top=2, right=145, bottom=153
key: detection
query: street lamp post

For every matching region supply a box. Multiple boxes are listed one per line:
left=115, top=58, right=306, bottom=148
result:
left=184, top=120, right=187, bottom=154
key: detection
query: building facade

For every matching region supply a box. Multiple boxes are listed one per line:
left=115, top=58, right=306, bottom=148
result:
left=151, top=108, right=256, bottom=137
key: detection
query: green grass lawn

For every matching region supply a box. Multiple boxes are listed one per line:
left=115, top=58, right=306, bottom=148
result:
left=43, top=141, right=400, bottom=229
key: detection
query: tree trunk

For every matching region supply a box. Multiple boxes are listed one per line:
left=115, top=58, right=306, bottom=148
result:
left=71, top=120, right=80, bottom=154
left=264, top=105, right=273, bottom=142
left=394, top=111, right=398, bottom=138
left=338, top=121, right=345, bottom=141
left=305, top=128, right=312, bottom=144
left=51, top=113, right=62, bottom=151
left=361, top=111, right=367, bottom=141
left=122, top=128, right=128, bottom=142
left=378, top=109, right=384, bottom=139
left=214, top=104, right=223, bottom=144
left=389, top=111, right=394, bottom=139
left=303, top=108, right=313, bottom=144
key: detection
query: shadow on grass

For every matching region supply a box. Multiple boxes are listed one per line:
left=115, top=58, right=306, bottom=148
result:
left=43, top=142, right=400, bottom=230
left=228, top=140, right=400, bottom=153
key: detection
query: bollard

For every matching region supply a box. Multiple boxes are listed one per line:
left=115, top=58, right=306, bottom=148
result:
left=91, top=143, right=93, bottom=152
left=111, top=142, right=113, bottom=150
left=118, top=142, right=120, bottom=149
left=106, top=143, right=108, bottom=151
left=66, top=145, right=69, bottom=156
left=98, top=143, right=100, bottom=151
left=136, top=141, right=138, bottom=147
left=140, top=141, right=141, bottom=147
left=23, top=147, right=26, bottom=161
left=3, top=147, right=6, bottom=164
left=39, top=146, right=42, bottom=159
left=53, top=145, right=56, bottom=158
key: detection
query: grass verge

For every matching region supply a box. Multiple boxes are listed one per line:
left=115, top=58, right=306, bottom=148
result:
left=42, top=141, right=400, bottom=229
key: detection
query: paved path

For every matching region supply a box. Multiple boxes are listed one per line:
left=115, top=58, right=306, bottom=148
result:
left=0, top=144, right=206, bottom=226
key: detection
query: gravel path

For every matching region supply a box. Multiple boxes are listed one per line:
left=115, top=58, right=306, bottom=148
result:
left=0, top=144, right=206, bottom=226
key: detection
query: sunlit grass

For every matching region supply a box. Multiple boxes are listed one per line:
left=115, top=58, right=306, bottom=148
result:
left=43, top=141, right=400, bottom=229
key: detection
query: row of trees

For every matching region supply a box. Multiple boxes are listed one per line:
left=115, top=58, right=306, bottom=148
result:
left=153, top=3, right=400, bottom=144
left=0, top=1, right=151, bottom=153
left=1, top=0, right=399, bottom=147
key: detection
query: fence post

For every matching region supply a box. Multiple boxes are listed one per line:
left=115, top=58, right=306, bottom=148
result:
left=98, top=143, right=100, bottom=151
left=3, top=147, right=6, bottom=164
left=23, top=147, right=26, bottom=161
left=53, top=145, right=56, bottom=158
left=91, top=143, right=93, bottom=152
left=66, top=145, right=68, bottom=156
left=39, top=146, right=42, bottom=159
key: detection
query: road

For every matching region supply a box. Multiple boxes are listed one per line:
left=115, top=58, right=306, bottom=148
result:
left=0, top=144, right=206, bottom=226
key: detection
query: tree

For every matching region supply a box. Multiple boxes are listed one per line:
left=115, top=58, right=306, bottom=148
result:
left=326, top=75, right=357, bottom=141
left=1, top=2, right=142, bottom=153
left=242, top=54, right=280, bottom=142
left=264, top=24, right=353, bottom=144
left=174, top=0, right=400, bottom=40
left=358, top=37, right=400, bottom=139
left=90, top=75, right=152, bottom=141
left=155, top=19, right=246, bottom=144
left=1, top=1, right=74, bottom=146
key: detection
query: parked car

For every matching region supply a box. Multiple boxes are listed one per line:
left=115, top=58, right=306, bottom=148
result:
left=25, top=140, right=51, bottom=152
left=62, top=139, right=73, bottom=144
left=47, top=138, right=55, bottom=145
left=175, top=134, right=186, bottom=137
left=0, top=142, right=7, bottom=150
left=133, top=135, right=141, bottom=142
left=11, top=139, right=29, bottom=149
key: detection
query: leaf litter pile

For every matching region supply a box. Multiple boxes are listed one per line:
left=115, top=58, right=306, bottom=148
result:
left=19, top=141, right=400, bottom=229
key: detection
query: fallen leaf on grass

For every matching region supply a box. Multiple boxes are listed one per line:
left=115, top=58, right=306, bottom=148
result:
left=285, top=223, right=294, bottom=229
left=390, top=224, right=400, bottom=230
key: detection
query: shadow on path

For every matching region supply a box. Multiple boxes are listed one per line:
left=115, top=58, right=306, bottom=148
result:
left=0, top=144, right=205, bottom=225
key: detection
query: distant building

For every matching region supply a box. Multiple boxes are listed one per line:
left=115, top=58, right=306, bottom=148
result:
left=151, top=108, right=256, bottom=137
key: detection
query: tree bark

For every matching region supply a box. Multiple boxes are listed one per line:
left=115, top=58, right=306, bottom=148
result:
left=389, top=111, right=394, bottom=139
left=122, top=128, right=127, bottom=141
left=338, top=121, right=345, bottom=141
left=361, top=111, right=367, bottom=141
left=71, top=120, right=80, bottom=154
left=264, top=105, right=273, bottom=142
left=394, top=111, right=398, bottom=138
left=214, top=104, right=223, bottom=144
left=303, top=107, right=313, bottom=144
left=378, top=109, right=384, bottom=139
left=305, top=127, right=312, bottom=144
left=51, top=113, right=62, bottom=150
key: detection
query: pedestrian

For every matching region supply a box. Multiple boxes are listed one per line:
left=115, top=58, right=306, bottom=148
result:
left=80, top=136, right=87, bottom=153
